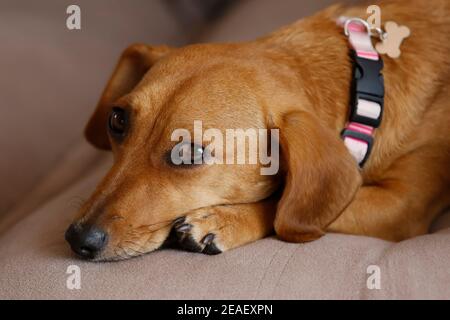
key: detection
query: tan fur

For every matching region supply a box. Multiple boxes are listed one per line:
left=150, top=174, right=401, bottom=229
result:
left=72, top=0, right=450, bottom=260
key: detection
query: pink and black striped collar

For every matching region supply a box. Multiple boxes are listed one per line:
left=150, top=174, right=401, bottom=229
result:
left=339, top=18, right=385, bottom=167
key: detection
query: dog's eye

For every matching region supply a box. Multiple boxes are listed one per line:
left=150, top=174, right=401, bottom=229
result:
left=108, top=107, right=127, bottom=137
left=170, top=142, right=204, bottom=166
left=191, top=144, right=204, bottom=163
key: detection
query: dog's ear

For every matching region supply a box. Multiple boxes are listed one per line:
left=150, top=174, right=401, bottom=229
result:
left=274, top=111, right=362, bottom=242
left=85, top=44, right=173, bottom=150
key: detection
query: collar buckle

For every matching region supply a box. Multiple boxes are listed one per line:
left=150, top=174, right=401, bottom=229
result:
left=350, top=54, right=385, bottom=128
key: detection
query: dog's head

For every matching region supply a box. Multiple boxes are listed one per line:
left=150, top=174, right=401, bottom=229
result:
left=65, top=41, right=361, bottom=261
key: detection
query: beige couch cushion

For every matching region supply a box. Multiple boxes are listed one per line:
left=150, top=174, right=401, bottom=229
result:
left=199, top=0, right=360, bottom=42
left=0, top=142, right=449, bottom=299
left=0, top=0, right=185, bottom=216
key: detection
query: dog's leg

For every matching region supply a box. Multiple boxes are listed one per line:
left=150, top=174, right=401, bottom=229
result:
left=328, top=144, right=450, bottom=241
left=170, top=199, right=277, bottom=255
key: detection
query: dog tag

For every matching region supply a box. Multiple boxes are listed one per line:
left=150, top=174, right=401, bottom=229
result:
left=375, top=21, right=410, bottom=59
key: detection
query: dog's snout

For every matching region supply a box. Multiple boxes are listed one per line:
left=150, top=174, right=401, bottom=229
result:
left=65, top=223, right=108, bottom=259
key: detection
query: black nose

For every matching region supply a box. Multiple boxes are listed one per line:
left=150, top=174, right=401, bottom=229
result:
left=65, top=224, right=108, bottom=259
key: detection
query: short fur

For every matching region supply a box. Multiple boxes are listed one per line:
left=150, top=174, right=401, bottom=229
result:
left=70, top=0, right=450, bottom=261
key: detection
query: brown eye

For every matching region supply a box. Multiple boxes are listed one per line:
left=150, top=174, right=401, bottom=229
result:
left=108, top=107, right=127, bottom=138
left=169, top=142, right=204, bottom=166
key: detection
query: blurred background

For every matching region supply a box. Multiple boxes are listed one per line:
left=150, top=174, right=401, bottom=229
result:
left=0, top=0, right=359, bottom=221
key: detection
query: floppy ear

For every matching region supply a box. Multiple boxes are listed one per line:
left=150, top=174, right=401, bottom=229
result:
left=85, top=44, right=173, bottom=150
left=274, top=111, right=362, bottom=242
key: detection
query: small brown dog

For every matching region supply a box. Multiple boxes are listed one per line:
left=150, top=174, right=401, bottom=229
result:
left=66, top=0, right=450, bottom=261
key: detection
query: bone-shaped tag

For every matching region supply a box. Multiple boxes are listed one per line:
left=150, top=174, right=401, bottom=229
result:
left=375, top=21, right=410, bottom=58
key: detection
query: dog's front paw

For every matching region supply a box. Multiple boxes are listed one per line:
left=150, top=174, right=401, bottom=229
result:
left=167, top=201, right=276, bottom=255
left=171, top=211, right=225, bottom=255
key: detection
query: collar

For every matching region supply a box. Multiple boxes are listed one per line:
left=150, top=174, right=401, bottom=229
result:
left=339, top=18, right=385, bottom=167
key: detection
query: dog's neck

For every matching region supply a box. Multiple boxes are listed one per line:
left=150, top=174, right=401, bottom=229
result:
left=260, top=9, right=353, bottom=134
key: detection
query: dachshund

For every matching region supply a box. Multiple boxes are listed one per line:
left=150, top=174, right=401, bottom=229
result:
left=65, top=0, right=450, bottom=261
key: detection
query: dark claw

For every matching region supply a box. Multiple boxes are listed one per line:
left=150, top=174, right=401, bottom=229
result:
left=172, top=223, right=201, bottom=252
left=173, top=216, right=186, bottom=227
left=201, top=233, right=215, bottom=245
left=176, top=223, right=192, bottom=233
left=162, top=219, right=189, bottom=249
left=202, top=241, right=222, bottom=255
left=201, top=233, right=222, bottom=255
left=170, top=220, right=223, bottom=255
left=178, top=234, right=203, bottom=253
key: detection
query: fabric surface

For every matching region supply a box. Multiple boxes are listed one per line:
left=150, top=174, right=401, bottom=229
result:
left=0, top=141, right=449, bottom=300
left=198, top=0, right=361, bottom=42
left=0, top=0, right=186, bottom=216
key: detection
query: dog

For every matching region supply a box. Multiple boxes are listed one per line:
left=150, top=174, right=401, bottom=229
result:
left=65, top=0, right=450, bottom=261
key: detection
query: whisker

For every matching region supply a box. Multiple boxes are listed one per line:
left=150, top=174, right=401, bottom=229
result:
left=118, top=245, right=142, bottom=257
left=119, top=241, right=147, bottom=254
left=120, top=245, right=145, bottom=256
left=137, top=219, right=175, bottom=230
left=67, top=196, right=86, bottom=211
left=123, top=231, right=165, bottom=245
left=114, top=248, right=129, bottom=260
